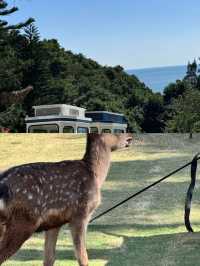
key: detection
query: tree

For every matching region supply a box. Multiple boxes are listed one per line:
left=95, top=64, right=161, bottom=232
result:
left=163, top=80, right=187, bottom=105
left=166, top=89, right=200, bottom=138
left=141, top=93, right=165, bottom=132
left=0, top=85, right=33, bottom=106
left=0, top=1, right=34, bottom=130
left=0, top=0, right=34, bottom=32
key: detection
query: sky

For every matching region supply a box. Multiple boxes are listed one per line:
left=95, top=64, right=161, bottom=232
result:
left=6, top=0, right=200, bottom=69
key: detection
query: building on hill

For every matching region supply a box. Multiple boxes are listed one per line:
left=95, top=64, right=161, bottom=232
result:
left=25, top=104, right=127, bottom=133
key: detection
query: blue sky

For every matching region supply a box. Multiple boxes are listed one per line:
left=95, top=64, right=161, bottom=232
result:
left=6, top=0, right=200, bottom=69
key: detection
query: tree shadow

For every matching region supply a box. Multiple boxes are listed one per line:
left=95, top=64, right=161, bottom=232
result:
left=11, top=224, right=200, bottom=266
left=105, top=231, right=200, bottom=266
left=92, top=224, right=200, bottom=266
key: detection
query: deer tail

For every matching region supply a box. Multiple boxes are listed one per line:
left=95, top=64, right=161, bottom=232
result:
left=184, top=153, right=200, bottom=232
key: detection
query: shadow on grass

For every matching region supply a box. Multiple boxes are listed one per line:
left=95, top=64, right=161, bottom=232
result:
left=96, top=224, right=200, bottom=266
left=11, top=224, right=200, bottom=266
left=98, top=156, right=200, bottom=220
left=109, top=155, right=192, bottom=183
left=105, top=231, right=200, bottom=266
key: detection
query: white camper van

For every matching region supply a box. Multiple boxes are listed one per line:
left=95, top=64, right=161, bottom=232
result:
left=25, top=104, right=127, bottom=133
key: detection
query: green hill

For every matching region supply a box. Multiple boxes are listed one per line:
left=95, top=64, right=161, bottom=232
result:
left=0, top=1, right=164, bottom=132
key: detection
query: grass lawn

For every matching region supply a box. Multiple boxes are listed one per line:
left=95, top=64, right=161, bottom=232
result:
left=0, top=133, right=200, bottom=266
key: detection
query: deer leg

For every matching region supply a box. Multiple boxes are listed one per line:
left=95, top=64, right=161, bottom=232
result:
left=70, top=219, right=89, bottom=266
left=0, top=219, right=36, bottom=264
left=43, top=227, right=60, bottom=266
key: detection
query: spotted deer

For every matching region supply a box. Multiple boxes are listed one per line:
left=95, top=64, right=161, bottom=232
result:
left=0, top=133, right=133, bottom=266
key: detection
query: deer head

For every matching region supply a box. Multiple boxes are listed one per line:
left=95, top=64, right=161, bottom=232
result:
left=101, top=133, right=133, bottom=151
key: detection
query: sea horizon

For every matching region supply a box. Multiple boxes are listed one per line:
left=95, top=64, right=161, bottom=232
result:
left=127, top=65, right=187, bottom=93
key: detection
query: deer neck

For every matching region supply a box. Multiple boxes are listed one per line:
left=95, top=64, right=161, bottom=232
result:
left=83, top=138, right=111, bottom=188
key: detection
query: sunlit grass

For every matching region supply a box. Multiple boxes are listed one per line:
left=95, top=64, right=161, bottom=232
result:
left=0, top=133, right=200, bottom=265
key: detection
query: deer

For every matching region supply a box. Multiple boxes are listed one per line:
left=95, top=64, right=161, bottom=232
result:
left=0, top=133, right=133, bottom=266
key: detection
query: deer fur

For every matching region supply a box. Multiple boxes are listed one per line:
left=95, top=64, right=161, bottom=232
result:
left=0, top=133, right=132, bottom=265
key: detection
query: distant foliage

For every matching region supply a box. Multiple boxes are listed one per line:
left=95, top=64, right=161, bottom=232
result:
left=166, top=89, right=200, bottom=135
left=1, top=1, right=199, bottom=133
left=163, top=66, right=200, bottom=134
left=0, top=2, right=166, bottom=132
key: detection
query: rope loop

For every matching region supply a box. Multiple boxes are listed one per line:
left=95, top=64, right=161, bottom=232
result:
left=184, top=153, right=200, bottom=232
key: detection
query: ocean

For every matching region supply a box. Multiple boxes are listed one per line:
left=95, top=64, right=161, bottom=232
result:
left=127, top=65, right=187, bottom=93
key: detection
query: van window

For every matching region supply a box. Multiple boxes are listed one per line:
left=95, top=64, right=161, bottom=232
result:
left=63, top=126, right=75, bottom=133
left=77, top=127, right=88, bottom=133
left=28, top=124, right=59, bottom=133
left=114, top=129, right=124, bottom=133
left=102, top=129, right=111, bottom=133
left=90, top=127, right=98, bottom=133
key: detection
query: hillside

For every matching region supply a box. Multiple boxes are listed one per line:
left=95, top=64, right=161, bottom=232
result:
left=0, top=1, right=164, bottom=132
left=0, top=33, right=165, bottom=132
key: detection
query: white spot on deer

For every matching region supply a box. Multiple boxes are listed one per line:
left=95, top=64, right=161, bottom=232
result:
left=16, top=188, right=20, bottom=193
left=34, top=208, right=39, bottom=214
left=69, top=181, right=75, bottom=188
left=28, top=193, right=33, bottom=200
left=0, top=199, right=5, bottom=210
left=50, top=185, right=53, bottom=191
left=22, top=189, right=27, bottom=194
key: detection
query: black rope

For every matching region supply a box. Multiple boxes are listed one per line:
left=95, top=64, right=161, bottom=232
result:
left=90, top=153, right=200, bottom=224
left=184, top=153, right=200, bottom=232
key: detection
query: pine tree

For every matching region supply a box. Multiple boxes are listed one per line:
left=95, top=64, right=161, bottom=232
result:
left=0, top=1, right=35, bottom=130
left=0, top=0, right=34, bottom=31
left=24, top=23, right=40, bottom=44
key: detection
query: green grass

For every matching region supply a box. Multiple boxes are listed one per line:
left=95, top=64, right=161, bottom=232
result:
left=1, top=133, right=200, bottom=266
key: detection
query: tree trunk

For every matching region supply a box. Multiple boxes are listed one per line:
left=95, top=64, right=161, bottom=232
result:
left=0, top=85, right=33, bottom=106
